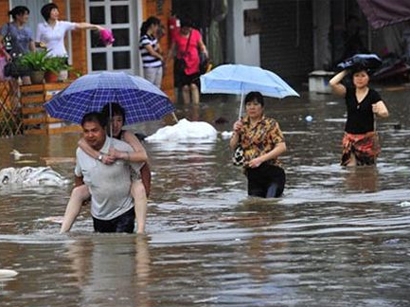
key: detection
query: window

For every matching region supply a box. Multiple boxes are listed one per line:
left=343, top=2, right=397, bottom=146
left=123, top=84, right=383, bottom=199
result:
left=86, top=0, right=137, bottom=73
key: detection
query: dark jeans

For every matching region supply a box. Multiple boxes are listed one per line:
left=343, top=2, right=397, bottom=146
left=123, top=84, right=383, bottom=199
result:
left=246, top=163, right=286, bottom=198
left=93, top=207, right=135, bottom=233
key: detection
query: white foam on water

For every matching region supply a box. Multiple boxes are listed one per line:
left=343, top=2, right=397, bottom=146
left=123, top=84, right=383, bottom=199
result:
left=146, top=118, right=218, bottom=143
left=0, top=269, right=18, bottom=278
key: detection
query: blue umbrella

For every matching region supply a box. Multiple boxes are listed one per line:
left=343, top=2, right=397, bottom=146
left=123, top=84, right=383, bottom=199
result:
left=200, top=64, right=299, bottom=118
left=44, top=71, right=175, bottom=125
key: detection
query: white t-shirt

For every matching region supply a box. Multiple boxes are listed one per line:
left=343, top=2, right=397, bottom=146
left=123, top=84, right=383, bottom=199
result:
left=75, top=137, right=143, bottom=220
left=36, top=20, right=77, bottom=57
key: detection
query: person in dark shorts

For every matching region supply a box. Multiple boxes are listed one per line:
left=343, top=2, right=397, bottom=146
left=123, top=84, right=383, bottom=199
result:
left=73, top=112, right=145, bottom=233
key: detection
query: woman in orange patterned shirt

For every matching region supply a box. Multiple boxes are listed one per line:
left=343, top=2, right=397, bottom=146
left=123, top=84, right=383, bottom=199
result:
left=230, top=91, right=287, bottom=198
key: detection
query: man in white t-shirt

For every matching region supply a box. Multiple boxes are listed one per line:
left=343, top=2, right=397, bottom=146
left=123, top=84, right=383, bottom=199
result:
left=74, top=112, right=143, bottom=233
left=36, top=3, right=103, bottom=57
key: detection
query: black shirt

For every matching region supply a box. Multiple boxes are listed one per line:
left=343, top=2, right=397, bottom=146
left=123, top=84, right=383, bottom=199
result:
left=344, top=87, right=381, bottom=134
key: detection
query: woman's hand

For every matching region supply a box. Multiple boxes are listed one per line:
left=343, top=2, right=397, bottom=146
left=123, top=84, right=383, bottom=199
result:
left=233, top=120, right=243, bottom=133
left=247, top=157, right=263, bottom=168
left=372, top=101, right=389, bottom=118
left=101, top=153, right=115, bottom=165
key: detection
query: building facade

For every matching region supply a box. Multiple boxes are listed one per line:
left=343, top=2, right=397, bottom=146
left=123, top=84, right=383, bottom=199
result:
left=2, top=0, right=404, bottom=97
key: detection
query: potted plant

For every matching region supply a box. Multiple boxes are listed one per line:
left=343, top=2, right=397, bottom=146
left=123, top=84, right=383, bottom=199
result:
left=43, top=56, right=70, bottom=83
left=18, top=50, right=50, bottom=84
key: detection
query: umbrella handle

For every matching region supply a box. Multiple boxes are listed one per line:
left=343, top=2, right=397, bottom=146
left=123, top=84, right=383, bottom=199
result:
left=238, top=92, right=244, bottom=119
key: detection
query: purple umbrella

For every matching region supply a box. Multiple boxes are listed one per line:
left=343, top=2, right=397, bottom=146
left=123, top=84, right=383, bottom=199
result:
left=44, top=71, right=175, bottom=125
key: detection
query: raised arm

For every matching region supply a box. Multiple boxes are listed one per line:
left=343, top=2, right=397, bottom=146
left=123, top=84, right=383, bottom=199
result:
left=329, top=70, right=348, bottom=97
left=75, top=22, right=104, bottom=31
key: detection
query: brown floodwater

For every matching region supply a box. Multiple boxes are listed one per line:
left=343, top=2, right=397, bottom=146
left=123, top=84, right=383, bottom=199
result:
left=1, top=87, right=410, bottom=307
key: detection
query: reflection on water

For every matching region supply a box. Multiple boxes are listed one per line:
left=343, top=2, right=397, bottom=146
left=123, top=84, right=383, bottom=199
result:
left=344, top=166, right=379, bottom=192
left=1, top=91, right=410, bottom=306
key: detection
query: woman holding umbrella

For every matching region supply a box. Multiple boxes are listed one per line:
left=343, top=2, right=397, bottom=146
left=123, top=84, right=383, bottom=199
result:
left=230, top=91, right=287, bottom=198
left=329, top=66, right=389, bottom=166
left=60, top=103, right=150, bottom=234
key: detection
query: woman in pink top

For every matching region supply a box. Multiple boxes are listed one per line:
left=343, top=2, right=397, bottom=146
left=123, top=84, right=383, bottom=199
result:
left=169, top=18, right=208, bottom=104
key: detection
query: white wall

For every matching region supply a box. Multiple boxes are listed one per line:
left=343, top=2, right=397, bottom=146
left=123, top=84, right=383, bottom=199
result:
left=227, top=0, right=260, bottom=66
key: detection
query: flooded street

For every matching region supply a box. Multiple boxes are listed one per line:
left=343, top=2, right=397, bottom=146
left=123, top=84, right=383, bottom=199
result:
left=1, top=87, right=410, bottom=306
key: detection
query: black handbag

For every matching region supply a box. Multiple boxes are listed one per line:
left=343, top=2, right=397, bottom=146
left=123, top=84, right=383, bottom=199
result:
left=4, top=60, right=19, bottom=78
left=174, top=57, right=186, bottom=75
left=174, top=30, right=191, bottom=76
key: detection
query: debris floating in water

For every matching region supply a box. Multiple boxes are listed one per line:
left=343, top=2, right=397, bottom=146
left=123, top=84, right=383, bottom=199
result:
left=397, top=201, right=410, bottom=207
left=305, top=115, right=313, bottom=122
left=0, top=269, right=18, bottom=278
left=0, top=166, right=70, bottom=186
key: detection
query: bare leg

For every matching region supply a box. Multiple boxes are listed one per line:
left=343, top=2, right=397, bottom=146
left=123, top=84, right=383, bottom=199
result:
left=182, top=84, right=191, bottom=104
left=131, top=180, right=147, bottom=234
left=346, top=153, right=357, bottom=167
left=190, top=83, right=200, bottom=104
left=60, top=185, right=90, bottom=233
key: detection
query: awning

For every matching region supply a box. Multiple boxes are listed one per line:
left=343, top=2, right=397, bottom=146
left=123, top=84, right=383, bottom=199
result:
left=356, top=0, right=410, bottom=29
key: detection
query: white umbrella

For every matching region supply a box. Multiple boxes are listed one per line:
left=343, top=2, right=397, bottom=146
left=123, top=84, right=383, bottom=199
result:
left=200, top=64, right=299, bottom=118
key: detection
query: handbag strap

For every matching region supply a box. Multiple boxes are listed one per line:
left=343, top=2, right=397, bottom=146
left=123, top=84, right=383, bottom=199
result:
left=180, top=30, right=192, bottom=58
left=2, top=23, right=10, bottom=45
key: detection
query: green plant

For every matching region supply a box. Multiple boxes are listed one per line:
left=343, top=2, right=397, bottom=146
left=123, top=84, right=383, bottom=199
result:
left=18, top=50, right=50, bottom=72
left=43, top=56, right=70, bottom=74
